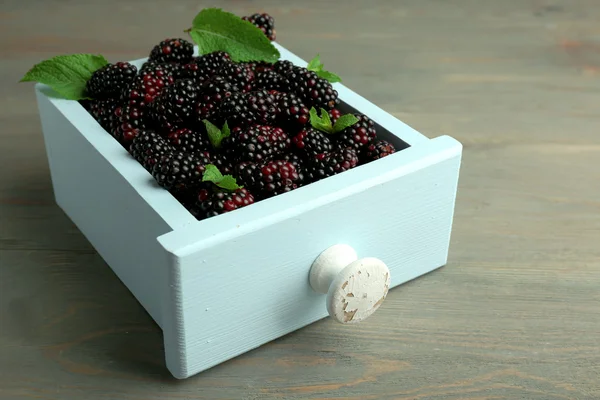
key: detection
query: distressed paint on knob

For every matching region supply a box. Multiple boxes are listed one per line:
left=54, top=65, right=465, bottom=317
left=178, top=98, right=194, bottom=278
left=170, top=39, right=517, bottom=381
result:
left=326, top=257, right=391, bottom=324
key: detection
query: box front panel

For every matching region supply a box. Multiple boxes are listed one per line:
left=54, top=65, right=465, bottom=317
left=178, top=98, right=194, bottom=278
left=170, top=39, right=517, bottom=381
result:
left=162, top=136, right=462, bottom=378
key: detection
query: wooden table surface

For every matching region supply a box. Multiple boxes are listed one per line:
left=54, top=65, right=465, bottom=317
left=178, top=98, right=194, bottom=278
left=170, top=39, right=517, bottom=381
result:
left=1, top=0, right=599, bottom=398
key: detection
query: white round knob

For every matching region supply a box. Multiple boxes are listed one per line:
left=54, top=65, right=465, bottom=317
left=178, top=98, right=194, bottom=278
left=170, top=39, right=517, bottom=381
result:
left=309, top=244, right=391, bottom=324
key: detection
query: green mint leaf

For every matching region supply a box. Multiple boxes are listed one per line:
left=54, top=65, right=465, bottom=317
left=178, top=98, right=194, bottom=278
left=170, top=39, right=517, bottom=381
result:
left=307, top=54, right=323, bottom=72
left=20, top=54, right=109, bottom=100
left=203, top=119, right=227, bottom=149
left=332, top=114, right=360, bottom=133
left=190, top=8, right=280, bottom=63
left=201, top=164, right=242, bottom=191
left=215, top=175, right=242, bottom=191
left=222, top=121, right=231, bottom=138
left=315, top=70, right=342, bottom=83
left=202, top=164, right=224, bottom=183
left=320, top=108, right=332, bottom=128
left=309, top=107, right=321, bottom=126
left=309, top=106, right=334, bottom=134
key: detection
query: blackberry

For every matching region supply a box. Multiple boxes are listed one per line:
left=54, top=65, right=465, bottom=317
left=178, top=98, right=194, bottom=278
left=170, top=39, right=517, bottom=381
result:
left=85, top=62, right=137, bottom=99
left=116, top=104, right=150, bottom=145
left=364, top=140, right=396, bottom=162
left=140, top=61, right=183, bottom=77
left=218, top=62, right=254, bottom=92
left=242, top=13, right=276, bottom=41
left=130, top=130, right=174, bottom=171
left=304, top=147, right=359, bottom=183
left=273, top=60, right=296, bottom=75
left=167, top=128, right=211, bottom=155
left=291, top=128, right=334, bottom=158
left=218, top=90, right=278, bottom=128
left=281, top=153, right=306, bottom=185
left=329, top=108, right=342, bottom=123
left=150, top=79, right=199, bottom=131
left=152, top=152, right=210, bottom=191
left=196, top=75, right=238, bottom=121
left=193, top=186, right=255, bottom=219
left=254, top=70, right=289, bottom=92
left=189, top=52, right=232, bottom=79
left=239, top=61, right=274, bottom=74
left=284, top=68, right=339, bottom=110
left=209, top=152, right=235, bottom=175
left=236, top=159, right=301, bottom=199
left=335, top=113, right=377, bottom=152
left=224, top=124, right=290, bottom=163
left=274, top=92, right=310, bottom=128
left=148, top=38, right=194, bottom=64
left=121, top=64, right=174, bottom=107
left=87, top=99, right=119, bottom=132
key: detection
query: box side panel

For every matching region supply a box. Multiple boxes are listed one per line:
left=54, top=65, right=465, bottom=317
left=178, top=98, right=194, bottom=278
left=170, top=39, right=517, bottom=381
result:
left=36, top=92, right=172, bottom=328
left=161, top=136, right=462, bottom=378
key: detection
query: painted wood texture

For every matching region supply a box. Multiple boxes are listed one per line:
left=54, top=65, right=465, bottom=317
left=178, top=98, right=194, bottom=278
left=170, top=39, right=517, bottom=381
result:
left=1, top=0, right=599, bottom=398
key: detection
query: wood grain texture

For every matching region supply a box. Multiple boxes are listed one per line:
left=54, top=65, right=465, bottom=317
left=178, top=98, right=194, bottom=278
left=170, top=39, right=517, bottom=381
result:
left=1, top=0, right=599, bottom=398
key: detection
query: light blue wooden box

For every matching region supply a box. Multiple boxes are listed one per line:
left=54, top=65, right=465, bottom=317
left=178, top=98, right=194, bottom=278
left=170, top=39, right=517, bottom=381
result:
left=34, top=43, right=462, bottom=379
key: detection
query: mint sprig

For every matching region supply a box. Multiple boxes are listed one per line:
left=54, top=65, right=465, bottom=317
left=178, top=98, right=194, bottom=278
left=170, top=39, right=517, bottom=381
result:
left=20, top=54, right=109, bottom=100
left=187, top=8, right=280, bottom=63
left=203, top=119, right=230, bottom=149
left=307, top=54, right=342, bottom=83
left=309, top=107, right=359, bottom=134
left=202, top=164, right=242, bottom=191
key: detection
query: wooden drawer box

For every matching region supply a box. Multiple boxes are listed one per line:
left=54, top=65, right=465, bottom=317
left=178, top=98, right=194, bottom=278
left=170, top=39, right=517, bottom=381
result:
left=34, top=43, right=462, bottom=379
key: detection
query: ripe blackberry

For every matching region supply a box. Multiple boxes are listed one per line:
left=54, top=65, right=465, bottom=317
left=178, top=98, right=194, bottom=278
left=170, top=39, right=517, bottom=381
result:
left=273, top=60, right=296, bottom=75
left=167, top=128, right=211, bottom=155
left=209, top=152, right=235, bottom=175
left=130, top=130, right=174, bottom=171
left=148, top=38, right=194, bottom=64
left=242, top=13, right=276, bottom=41
left=140, top=61, right=183, bottom=77
left=304, top=147, right=359, bottom=183
left=236, top=159, right=301, bottom=199
left=86, top=62, right=137, bottom=99
left=218, top=62, right=254, bottom=92
left=218, top=90, right=278, bottom=128
left=335, top=113, right=377, bottom=152
left=190, top=52, right=232, bottom=79
left=121, top=64, right=174, bottom=107
left=364, top=140, right=396, bottom=162
left=291, top=128, right=334, bottom=158
left=239, top=61, right=274, bottom=74
left=274, top=92, right=310, bottom=128
left=254, top=70, right=289, bottom=92
left=150, top=78, right=199, bottom=131
left=152, top=152, right=210, bottom=191
left=193, top=186, right=255, bottom=219
left=116, top=104, right=151, bottom=145
left=281, top=153, right=306, bottom=185
left=224, top=124, right=290, bottom=163
left=285, top=68, right=339, bottom=110
left=196, top=75, right=238, bottom=121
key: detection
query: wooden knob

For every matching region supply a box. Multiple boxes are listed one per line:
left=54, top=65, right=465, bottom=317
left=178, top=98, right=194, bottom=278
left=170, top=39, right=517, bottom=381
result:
left=309, top=244, right=391, bottom=324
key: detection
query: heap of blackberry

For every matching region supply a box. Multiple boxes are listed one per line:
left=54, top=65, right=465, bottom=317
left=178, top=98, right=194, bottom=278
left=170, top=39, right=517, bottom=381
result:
left=167, top=128, right=211, bottom=155
left=242, top=13, right=276, bottom=41
left=304, top=147, right=359, bottom=183
left=218, top=90, right=278, bottom=127
left=236, top=159, right=301, bottom=199
left=148, top=38, right=194, bottom=64
left=364, top=140, right=396, bottom=162
left=218, top=62, right=254, bottom=92
left=152, top=152, right=210, bottom=192
left=85, top=62, right=137, bottom=99
left=130, top=130, right=174, bottom=171
left=273, top=92, right=310, bottom=128
left=150, top=79, right=199, bottom=131
left=254, top=70, right=289, bottom=92
left=291, top=128, right=334, bottom=158
left=224, top=125, right=290, bottom=163
left=196, top=75, right=238, bottom=121
left=284, top=68, right=339, bottom=110
left=193, top=186, right=255, bottom=219
left=335, top=113, right=377, bottom=152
